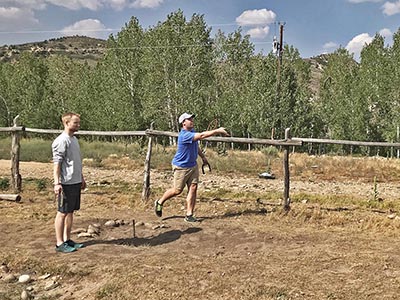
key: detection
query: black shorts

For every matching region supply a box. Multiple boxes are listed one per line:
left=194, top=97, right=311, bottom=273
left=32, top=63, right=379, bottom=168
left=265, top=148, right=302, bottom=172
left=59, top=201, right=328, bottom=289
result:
left=58, top=183, right=82, bottom=213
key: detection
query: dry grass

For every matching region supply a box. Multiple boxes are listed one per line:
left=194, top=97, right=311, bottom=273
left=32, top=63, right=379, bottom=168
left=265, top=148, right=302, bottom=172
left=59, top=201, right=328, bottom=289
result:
left=289, top=153, right=400, bottom=183
left=2, top=152, right=400, bottom=299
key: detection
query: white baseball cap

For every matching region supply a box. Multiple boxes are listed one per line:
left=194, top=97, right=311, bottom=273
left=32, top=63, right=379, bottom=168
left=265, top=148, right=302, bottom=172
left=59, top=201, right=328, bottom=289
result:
left=178, top=113, right=195, bottom=124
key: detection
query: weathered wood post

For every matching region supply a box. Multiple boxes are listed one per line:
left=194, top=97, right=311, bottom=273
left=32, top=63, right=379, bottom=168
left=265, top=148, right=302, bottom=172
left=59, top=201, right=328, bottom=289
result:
left=10, top=115, right=22, bottom=193
left=142, top=123, right=154, bottom=201
left=282, top=128, right=291, bottom=211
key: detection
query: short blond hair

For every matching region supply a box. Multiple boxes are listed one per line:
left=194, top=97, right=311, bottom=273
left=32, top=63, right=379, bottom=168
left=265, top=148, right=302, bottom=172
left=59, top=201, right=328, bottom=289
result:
left=62, top=112, right=80, bottom=125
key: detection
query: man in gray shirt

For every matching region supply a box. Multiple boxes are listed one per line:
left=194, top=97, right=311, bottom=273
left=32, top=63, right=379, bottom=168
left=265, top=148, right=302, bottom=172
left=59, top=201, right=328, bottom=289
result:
left=52, top=112, right=86, bottom=253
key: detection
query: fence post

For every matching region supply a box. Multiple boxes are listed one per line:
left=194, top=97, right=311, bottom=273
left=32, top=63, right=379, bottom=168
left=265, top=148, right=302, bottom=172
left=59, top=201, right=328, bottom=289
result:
left=142, top=122, right=154, bottom=201
left=10, top=115, right=22, bottom=193
left=282, top=128, right=291, bottom=211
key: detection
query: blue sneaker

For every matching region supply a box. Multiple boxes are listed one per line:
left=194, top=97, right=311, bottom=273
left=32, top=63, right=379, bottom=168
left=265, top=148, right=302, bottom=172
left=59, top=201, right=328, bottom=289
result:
left=66, top=239, right=84, bottom=249
left=184, top=215, right=198, bottom=223
left=55, top=242, right=76, bottom=253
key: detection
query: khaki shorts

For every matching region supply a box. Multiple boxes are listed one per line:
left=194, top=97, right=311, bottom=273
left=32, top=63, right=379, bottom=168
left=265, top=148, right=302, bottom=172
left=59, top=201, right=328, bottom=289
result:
left=173, top=164, right=199, bottom=192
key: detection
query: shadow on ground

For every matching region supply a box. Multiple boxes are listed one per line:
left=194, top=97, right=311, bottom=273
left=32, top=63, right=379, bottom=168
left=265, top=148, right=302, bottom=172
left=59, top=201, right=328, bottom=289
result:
left=83, top=227, right=202, bottom=247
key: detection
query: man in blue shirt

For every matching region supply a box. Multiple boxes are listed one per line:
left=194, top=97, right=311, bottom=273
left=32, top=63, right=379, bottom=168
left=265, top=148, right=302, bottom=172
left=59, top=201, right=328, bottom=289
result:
left=155, top=113, right=229, bottom=222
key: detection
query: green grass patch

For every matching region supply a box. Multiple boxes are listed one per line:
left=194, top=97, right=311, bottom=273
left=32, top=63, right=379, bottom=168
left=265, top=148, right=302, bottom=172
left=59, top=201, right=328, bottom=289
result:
left=0, top=137, right=275, bottom=177
left=0, top=177, right=10, bottom=190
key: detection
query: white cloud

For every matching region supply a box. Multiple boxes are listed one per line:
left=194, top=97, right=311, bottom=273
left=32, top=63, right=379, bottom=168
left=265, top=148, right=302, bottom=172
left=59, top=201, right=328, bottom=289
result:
left=236, top=9, right=276, bottom=26
left=0, top=0, right=164, bottom=12
left=382, top=0, right=400, bottom=15
left=246, top=26, right=270, bottom=39
left=130, top=0, right=164, bottom=8
left=2, top=0, right=47, bottom=10
left=0, top=6, right=38, bottom=30
left=1, top=0, right=103, bottom=11
left=323, top=42, right=338, bottom=50
left=61, top=19, right=109, bottom=38
left=379, top=28, right=392, bottom=38
left=46, top=0, right=104, bottom=11
left=109, top=0, right=129, bottom=10
left=348, top=0, right=383, bottom=3
left=346, top=33, right=373, bottom=59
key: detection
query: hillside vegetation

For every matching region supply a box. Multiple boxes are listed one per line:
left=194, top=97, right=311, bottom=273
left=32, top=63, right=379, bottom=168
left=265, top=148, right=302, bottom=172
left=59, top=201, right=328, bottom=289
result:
left=0, top=36, right=106, bottom=65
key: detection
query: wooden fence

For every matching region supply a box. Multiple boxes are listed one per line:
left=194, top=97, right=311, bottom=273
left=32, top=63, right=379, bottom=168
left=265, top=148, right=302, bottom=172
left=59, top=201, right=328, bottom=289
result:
left=2, top=120, right=400, bottom=210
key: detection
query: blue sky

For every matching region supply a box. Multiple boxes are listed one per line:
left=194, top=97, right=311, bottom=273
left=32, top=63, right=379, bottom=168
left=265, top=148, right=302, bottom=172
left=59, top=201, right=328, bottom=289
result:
left=0, top=0, right=399, bottom=59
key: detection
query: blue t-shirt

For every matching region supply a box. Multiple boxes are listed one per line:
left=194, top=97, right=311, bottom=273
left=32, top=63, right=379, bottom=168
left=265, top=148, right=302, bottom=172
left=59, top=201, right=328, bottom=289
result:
left=172, top=129, right=198, bottom=168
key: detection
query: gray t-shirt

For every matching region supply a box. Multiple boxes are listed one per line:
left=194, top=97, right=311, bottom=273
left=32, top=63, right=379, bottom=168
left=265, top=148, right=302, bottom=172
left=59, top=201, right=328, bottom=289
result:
left=52, top=131, right=82, bottom=185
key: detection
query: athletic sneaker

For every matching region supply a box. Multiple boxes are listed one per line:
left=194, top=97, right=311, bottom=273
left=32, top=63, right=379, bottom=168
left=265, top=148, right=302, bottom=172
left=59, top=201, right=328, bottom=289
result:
left=184, top=215, right=198, bottom=223
left=55, top=242, right=77, bottom=253
left=66, top=239, right=84, bottom=249
left=154, top=200, right=163, bottom=217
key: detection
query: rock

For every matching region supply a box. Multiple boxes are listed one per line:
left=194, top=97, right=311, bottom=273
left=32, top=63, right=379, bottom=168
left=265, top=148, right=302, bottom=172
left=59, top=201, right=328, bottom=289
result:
left=135, top=221, right=145, bottom=227
left=0, top=264, right=9, bottom=273
left=71, top=228, right=87, bottom=234
left=44, top=280, right=60, bottom=291
left=18, top=274, right=31, bottom=283
left=301, top=199, right=308, bottom=204
left=115, top=219, right=125, bottom=226
left=152, top=225, right=160, bottom=230
left=388, top=213, right=396, bottom=219
left=4, top=274, right=16, bottom=283
left=104, top=220, right=117, bottom=227
left=78, top=232, right=94, bottom=238
left=87, top=224, right=100, bottom=235
left=21, top=290, right=31, bottom=300
left=38, top=273, right=51, bottom=280
left=91, top=223, right=101, bottom=228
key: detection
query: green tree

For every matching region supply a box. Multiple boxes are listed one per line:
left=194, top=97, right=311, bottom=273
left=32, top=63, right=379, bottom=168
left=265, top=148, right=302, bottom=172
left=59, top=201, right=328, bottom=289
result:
left=0, top=62, right=13, bottom=126
left=45, top=55, right=90, bottom=128
left=212, top=29, right=254, bottom=136
left=99, top=17, right=145, bottom=130
left=6, top=52, right=51, bottom=127
left=142, top=10, right=214, bottom=132
left=318, top=48, right=361, bottom=144
left=358, top=34, right=391, bottom=142
left=276, top=45, right=316, bottom=138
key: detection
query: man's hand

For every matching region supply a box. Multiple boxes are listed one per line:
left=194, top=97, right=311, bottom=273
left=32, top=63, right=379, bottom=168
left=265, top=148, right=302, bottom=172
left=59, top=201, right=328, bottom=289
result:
left=54, top=183, right=62, bottom=196
left=216, top=127, right=229, bottom=136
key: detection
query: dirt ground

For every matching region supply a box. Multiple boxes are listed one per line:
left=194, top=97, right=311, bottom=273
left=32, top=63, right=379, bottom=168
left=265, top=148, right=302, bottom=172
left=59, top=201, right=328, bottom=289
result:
left=2, top=157, right=400, bottom=300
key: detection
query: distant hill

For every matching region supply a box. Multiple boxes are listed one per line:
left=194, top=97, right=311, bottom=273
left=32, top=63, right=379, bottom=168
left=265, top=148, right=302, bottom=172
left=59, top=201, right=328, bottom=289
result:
left=0, top=35, right=107, bottom=65
left=305, top=54, right=331, bottom=97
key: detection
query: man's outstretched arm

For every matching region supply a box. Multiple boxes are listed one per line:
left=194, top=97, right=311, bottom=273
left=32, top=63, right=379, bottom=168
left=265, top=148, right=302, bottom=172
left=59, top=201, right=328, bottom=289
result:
left=193, top=127, right=229, bottom=141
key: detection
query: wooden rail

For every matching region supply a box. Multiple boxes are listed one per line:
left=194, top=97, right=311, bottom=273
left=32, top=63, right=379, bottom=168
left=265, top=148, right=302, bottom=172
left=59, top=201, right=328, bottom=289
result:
left=293, top=137, right=400, bottom=147
left=2, top=124, right=400, bottom=210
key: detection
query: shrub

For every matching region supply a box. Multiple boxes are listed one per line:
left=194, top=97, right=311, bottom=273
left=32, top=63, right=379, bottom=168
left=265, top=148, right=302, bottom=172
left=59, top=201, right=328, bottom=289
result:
left=0, top=177, right=10, bottom=190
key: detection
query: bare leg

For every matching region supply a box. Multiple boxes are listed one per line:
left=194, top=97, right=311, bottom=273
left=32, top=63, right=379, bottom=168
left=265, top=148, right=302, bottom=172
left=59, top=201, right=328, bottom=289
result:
left=159, top=188, right=181, bottom=205
left=55, top=212, right=67, bottom=246
left=186, top=183, right=197, bottom=216
left=63, top=212, right=74, bottom=242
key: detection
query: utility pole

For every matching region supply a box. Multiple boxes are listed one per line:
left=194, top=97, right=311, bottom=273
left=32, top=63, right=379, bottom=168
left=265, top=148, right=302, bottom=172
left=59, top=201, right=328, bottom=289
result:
left=276, top=23, right=284, bottom=84
left=275, top=22, right=285, bottom=133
